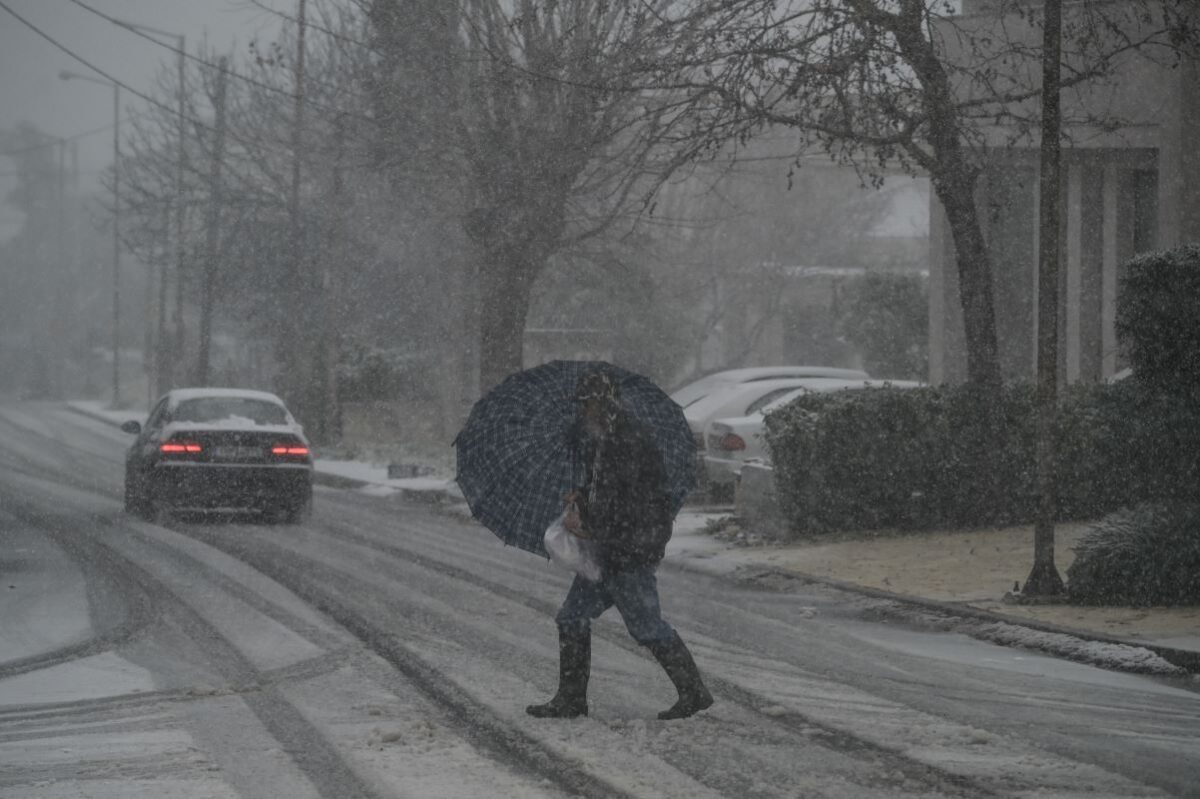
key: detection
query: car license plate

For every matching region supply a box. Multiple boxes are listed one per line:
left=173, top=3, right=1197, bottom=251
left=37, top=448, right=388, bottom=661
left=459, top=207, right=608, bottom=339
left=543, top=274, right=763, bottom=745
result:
left=214, top=445, right=261, bottom=460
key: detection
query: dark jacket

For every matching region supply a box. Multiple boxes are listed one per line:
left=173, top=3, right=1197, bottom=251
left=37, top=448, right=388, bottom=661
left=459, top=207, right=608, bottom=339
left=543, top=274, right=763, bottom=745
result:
left=574, top=412, right=674, bottom=573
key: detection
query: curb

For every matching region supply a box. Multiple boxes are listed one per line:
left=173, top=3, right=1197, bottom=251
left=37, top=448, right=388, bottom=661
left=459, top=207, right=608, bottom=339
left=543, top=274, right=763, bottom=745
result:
left=63, top=402, right=1200, bottom=675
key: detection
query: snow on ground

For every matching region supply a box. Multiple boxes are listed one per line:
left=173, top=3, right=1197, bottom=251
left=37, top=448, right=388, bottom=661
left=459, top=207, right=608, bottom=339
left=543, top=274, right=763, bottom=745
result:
left=4, top=411, right=1198, bottom=799
left=0, top=519, right=92, bottom=661
left=314, top=458, right=456, bottom=498
left=69, top=400, right=146, bottom=427
left=59, top=399, right=1200, bottom=661
left=0, top=652, right=157, bottom=706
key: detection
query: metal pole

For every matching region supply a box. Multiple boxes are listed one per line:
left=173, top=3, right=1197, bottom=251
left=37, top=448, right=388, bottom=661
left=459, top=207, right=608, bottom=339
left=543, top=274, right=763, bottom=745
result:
left=155, top=203, right=170, bottom=399
left=56, top=138, right=66, bottom=398
left=112, top=83, right=122, bottom=407
left=197, top=57, right=228, bottom=386
left=173, top=35, right=186, bottom=386
left=282, top=0, right=307, bottom=415
left=1027, top=0, right=1066, bottom=597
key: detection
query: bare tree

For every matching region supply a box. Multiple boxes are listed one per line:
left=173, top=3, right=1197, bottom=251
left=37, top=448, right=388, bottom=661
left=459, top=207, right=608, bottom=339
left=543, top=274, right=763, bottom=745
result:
left=367, top=0, right=710, bottom=391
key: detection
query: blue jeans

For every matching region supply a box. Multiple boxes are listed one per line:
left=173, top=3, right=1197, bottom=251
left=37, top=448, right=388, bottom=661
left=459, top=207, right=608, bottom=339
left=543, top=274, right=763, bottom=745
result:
left=555, top=566, right=676, bottom=645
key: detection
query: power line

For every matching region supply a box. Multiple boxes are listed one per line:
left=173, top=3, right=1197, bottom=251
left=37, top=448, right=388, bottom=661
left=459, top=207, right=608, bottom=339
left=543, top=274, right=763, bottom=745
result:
left=66, top=0, right=372, bottom=123
left=0, top=1, right=292, bottom=210
left=0, top=0, right=220, bottom=136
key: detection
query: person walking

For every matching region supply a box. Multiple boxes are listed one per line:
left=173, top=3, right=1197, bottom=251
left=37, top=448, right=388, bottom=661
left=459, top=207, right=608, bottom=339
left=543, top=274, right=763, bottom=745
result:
left=526, top=367, right=713, bottom=721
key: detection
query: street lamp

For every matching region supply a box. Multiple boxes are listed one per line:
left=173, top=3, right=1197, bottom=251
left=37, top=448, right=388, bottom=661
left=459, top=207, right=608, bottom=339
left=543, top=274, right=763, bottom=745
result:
left=106, top=19, right=186, bottom=397
left=59, top=69, right=122, bottom=408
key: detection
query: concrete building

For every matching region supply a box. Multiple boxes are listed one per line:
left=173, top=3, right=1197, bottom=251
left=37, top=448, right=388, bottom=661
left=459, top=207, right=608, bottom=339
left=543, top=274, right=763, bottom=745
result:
left=929, top=1, right=1200, bottom=383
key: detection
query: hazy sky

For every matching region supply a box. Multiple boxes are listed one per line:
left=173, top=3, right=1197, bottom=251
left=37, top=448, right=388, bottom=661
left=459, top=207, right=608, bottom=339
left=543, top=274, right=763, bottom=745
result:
left=0, top=0, right=928, bottom=240
left=1, top=0, right=285, bottom=236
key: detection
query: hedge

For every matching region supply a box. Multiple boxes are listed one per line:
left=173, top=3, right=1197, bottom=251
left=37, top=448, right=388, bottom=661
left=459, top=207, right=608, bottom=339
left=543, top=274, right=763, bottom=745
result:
left=762, top=378, right=1200, bottom=537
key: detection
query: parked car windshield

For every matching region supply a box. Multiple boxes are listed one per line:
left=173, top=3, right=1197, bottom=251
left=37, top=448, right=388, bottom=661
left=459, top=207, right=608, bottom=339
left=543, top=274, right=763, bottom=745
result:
left=173, top=397, right=289, bottom=426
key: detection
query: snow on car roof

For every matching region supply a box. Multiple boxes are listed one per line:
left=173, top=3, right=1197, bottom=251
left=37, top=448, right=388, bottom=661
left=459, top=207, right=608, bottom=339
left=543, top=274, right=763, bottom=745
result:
left=162, top=419, right=301, bottom=435
left=683, top=376, right=851, bottom=422
left=697, top=366, right=869, bottom=382
left=670, top=366, right=871, bottom=408
left=756, top=378, right=924, bottom=415
left=164, top=387, right=288, bottom=408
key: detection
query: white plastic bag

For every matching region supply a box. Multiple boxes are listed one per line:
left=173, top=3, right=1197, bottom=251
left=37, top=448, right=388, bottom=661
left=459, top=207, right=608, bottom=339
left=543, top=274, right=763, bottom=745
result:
left=544, top=508, right=602, bottom=582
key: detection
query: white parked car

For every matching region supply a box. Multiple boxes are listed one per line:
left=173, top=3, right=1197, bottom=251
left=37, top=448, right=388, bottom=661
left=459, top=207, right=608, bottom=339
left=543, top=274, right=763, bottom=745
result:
left=703, top=379, right=924, bottom=488
left=682, top=377, right=863, bottom=450
left=670, top=366, right=870, bottom=410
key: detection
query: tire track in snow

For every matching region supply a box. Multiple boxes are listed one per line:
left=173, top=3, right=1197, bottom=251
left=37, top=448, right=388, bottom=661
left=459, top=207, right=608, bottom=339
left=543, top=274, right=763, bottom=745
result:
left=0, top=498, right=386, bottom=799
left=175, top=509, right=988, bottom=799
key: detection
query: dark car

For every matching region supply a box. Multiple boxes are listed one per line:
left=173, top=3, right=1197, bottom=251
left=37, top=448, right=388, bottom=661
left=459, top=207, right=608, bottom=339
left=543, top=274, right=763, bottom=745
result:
left=122, top=388, right=313, bottom=523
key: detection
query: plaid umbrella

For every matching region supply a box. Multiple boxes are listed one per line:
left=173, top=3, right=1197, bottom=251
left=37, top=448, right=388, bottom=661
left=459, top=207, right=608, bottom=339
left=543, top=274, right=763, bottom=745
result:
left=454, top=360, right=696, bottom=557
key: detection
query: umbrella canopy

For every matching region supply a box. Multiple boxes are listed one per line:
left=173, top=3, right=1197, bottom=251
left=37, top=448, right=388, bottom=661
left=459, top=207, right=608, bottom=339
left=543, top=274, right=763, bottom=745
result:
left=455, top=360, right=696, bottom=557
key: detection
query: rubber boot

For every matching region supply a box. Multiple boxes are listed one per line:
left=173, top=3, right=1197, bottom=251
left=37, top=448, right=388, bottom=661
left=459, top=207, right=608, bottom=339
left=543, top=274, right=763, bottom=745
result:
left=648, top=632, right=713, bottom=720
left=526, top=628, right=590, bottom=718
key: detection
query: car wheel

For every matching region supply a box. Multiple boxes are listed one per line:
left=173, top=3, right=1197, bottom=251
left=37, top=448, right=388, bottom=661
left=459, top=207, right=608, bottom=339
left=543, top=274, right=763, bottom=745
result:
left=267, top=494, right=311, bottom=525
left=283, top=495, right=312, bottom=525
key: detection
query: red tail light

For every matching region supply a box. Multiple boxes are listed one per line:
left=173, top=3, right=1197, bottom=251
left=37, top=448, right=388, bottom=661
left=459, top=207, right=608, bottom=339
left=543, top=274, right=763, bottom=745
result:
left=272, top=444, right=310, bottom=456
left=161, top=441, right=202, bottom=453
left=719, top=433, right=746, bottom=451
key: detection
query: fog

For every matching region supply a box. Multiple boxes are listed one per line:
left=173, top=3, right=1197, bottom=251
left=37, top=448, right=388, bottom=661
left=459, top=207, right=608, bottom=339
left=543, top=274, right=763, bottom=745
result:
left=1, top=0, right=933, bottom=475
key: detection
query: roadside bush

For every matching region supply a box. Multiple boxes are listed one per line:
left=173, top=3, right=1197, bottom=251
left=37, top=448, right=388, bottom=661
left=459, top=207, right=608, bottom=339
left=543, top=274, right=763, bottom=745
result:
left=764, top=383, right=1041, bottom=534
left=1067, top=503, right=1200, bottom=606
left=763, top=378, right=1200, bottom=538
left=1115, top=244, right=1200, bottom=394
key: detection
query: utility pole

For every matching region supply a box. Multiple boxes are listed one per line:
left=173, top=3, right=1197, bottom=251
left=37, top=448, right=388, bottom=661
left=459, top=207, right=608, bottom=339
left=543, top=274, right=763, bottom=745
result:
left=105, top=18, right=187, bottom=391
left=55, top=137, right=66, bottom=398
left=112, top=83, right=122, bottom=407
left=61, top=71, right=122, bottom=405
left=1026, top=0, right=1066, bottom=597
left=144, top=206, right=156, bottom=405
left=173, top=36, right=187, bottom=388
left=155, top=203, right=170, bottom=398
left=196, top=57, right=228, bottom=386
left=314, top=114, right=345, bottom=444
left=284, top=0, right=309, bottom=416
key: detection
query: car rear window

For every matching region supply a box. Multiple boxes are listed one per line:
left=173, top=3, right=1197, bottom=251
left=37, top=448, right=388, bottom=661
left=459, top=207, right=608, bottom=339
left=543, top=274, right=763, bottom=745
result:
left=173, top=397, right=289, bottom=426
left=746, top=387, right=807, bottom=415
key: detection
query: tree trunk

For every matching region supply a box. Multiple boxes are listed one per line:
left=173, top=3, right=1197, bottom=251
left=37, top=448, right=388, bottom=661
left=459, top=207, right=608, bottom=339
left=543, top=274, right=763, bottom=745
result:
left=933, top=170, right=1003, bottom=389
left=478, top=250, right=537, bottom=392
left=893, top=6, right=1002, bottom=388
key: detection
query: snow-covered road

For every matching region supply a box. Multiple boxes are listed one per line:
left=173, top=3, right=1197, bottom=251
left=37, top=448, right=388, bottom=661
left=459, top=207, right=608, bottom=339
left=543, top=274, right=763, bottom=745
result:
left=2, top=402, right=1198, bottom=798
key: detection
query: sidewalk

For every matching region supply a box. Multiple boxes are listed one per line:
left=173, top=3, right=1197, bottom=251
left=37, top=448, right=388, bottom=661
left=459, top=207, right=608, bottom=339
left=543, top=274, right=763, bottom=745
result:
left=65, top=400, right=1200, bottom=676
left=666, top=513, right=1200, bottom=672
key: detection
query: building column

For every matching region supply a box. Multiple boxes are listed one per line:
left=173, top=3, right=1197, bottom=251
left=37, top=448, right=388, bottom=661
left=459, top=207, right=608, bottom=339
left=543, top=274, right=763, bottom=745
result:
left=1065, top=163, right=1083, bottom=383
left=1102, top=164, right=1120, bottom=378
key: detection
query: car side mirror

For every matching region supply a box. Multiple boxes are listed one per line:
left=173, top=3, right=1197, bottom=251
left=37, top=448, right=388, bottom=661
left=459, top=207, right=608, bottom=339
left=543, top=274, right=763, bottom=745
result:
left=120, top=420, right=142, bottom=435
